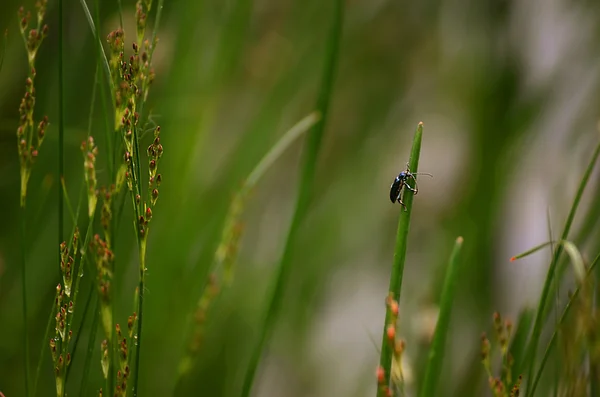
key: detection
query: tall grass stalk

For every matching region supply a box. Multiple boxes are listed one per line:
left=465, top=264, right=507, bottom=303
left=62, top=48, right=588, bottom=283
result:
left=16, top=2, right=50, bottom=394
left=419, top=236, right=463, bottom=397
left=377, top=122, right=423, bottom=395
left=240, top=2, right=344, bottom=396
left=523, top=140, right=600, bottom=397
left=58, top=0, right=64, bottom=259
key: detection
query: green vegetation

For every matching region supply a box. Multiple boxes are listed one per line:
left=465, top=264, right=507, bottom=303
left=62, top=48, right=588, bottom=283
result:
left=1, top=1, right=600, bottom=396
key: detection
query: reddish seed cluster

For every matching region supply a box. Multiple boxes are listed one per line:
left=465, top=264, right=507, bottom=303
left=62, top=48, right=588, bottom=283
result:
left=59, top=229, right=79, bottom=298
left=16, top=1, right=49, bottom=207
left=18, top=0, right=49, bottom=67
left=101, top=340, right=109, bottom=378
left=99, top=185, right=116, bottom=238
left=481, top=313, right=520, bottom=397
left=377, top=294, right=406, bottom=397
left=82, top=137, right=99, bottom=217
left=91, top=234, right=115, bottom=307
left=128, top=313, right=138, bottom=338
left=147, top=126, right=163, bottom=207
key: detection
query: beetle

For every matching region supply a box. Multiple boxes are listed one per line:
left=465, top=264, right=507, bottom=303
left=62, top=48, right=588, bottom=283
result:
left=390, top=163, right=433, bottom=211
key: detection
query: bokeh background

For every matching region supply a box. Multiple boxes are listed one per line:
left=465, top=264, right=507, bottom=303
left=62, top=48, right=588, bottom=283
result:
left=1, top=0, right=600, bottom=396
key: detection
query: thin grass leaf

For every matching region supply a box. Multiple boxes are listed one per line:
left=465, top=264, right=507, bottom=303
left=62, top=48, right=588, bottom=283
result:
left=510, top=242, right=553, bottom=262
left=547, top=207, right=560, bottom=397
left=65, top=286, right=94, bottom=379
left=246, top=112, right=321, bottom=189
left=377, top=122, right=424, bottom=394
left=240, top=2, right=344, bottom=396
left=0, top=29, right=7, bottom=73
left=510, top=308, right=535, bottom=377
left=528, top=252, right=600, bottom=395
left=523, top=139, right=600, bottom=397
left=58, top=0, right=65, bottom=249
left=61, top=177, right=76, bottom=224
left=419, top=236, right=464, bottom=397
left=80, top=294, right=99, bottom=396
left=79, top=0, right=113, bottom=99
left=512, top=240, right=586, bottom=284
left=32, top=289, right=59, bottom=397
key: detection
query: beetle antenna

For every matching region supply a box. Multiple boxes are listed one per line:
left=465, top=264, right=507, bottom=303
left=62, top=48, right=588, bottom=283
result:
left=411, top=172, right=434, bottom=177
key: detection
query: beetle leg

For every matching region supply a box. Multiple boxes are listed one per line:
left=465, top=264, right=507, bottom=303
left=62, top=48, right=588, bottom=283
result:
left=398, top=198, right=407, bottom=211
left=404, top=182, right=417, bottom=194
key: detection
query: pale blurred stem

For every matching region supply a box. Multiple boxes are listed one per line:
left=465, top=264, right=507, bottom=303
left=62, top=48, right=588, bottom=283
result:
left=240, top=1, right=343, bottom=394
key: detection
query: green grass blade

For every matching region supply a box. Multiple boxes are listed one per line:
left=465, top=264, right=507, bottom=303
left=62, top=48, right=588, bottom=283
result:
left=528, top=251, right=600, bottom=395
left=79, top=0, right=114, bottom=103
left=547, top=207, right=559, bottom=397
left=32, top=289, right=59, bottom=397
left=20, top=206, right=30, bottom=397
left=80, top=293, right=100, bottom=396
left=510, top=242, right=554, bottom=262
left=245, top=112, right=321, bottom=189
left=240, top=2, right=344, bottom=396
left=377, top=122, right=424, bottom=394
left=510, top=308, right=535, bottom=377
left=419, top=236, right=464, bottom=397
left=0, top=29, right=7, bottom=73
left=58, top=0, right=65, bottom=248
left=524, top=140, right=600, bottom=397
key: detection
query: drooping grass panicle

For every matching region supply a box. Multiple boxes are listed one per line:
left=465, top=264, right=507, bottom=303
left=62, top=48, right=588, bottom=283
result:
left=480, top=313, right=519, bottom=397
left=16, top=2, right=50, bottom=395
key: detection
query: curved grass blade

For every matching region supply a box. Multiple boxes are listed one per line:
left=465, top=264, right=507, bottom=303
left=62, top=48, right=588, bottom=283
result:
left=377, top=122, right=424, bottom=395
left=419, top=236, right=464, bottom=397
left=523, top=139, right=600, bottom=397
left=528, top=252, right=600, bottom=395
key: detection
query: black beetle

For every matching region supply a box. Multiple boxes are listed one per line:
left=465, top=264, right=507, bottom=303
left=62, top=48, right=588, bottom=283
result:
left=390, top=163, right=432, bottom=211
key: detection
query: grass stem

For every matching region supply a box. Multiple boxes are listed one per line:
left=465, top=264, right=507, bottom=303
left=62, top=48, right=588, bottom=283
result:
left=419, top=236, right=464, bottom=397
left=377, top=122, right=423, bottom=395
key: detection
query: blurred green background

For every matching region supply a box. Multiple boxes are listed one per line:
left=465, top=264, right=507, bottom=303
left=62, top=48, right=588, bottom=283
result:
left=2, top=0, right=600, bottom=396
